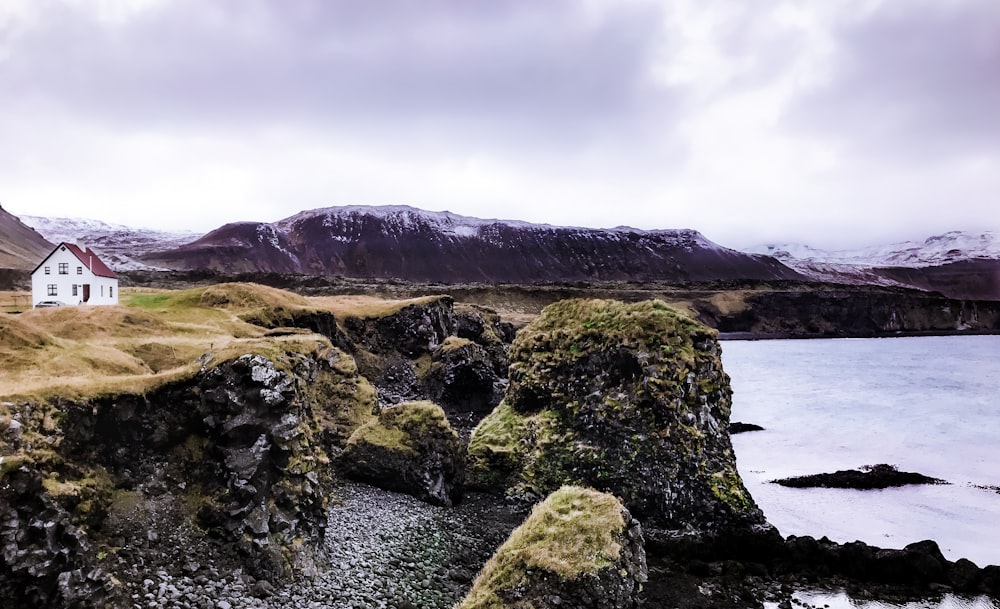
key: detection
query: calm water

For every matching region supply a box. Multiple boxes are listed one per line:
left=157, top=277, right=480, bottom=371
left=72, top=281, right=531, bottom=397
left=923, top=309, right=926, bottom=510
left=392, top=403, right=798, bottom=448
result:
left=723, top=335, right=1000, bottom=568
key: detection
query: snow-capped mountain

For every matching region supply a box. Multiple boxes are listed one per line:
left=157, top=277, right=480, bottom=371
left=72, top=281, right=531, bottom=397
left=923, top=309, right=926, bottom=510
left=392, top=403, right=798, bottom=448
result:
left=20, top=215, right=200, bottom=271
left=143, top=205, right=802, bottom=283
left=747, top=231, right=999, bottom=269
left=745, top=231, right=1000, bottom=300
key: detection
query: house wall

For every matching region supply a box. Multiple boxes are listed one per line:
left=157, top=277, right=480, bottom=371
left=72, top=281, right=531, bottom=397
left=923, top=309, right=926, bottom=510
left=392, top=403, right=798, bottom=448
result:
left=31, top=245, right=119, bottom=307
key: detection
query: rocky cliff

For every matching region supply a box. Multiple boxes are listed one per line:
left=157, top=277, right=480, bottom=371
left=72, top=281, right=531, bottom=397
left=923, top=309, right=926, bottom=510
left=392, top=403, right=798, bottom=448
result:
left=0, top=341, right=376, bottom=608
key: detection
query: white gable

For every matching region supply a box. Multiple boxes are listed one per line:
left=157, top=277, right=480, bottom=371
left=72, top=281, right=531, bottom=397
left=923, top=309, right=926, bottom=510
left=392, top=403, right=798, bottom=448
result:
left=31, top=243, right=119, bottom=307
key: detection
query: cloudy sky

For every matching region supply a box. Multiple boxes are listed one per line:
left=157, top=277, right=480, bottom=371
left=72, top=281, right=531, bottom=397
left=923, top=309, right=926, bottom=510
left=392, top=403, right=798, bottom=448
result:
left=1, top=0, right=998, bottom=249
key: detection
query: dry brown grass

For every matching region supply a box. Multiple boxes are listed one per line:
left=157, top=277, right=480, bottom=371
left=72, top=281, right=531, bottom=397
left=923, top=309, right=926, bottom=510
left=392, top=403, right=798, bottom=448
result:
left=0, top=290, right=31, bottom=314
left=307, top=294, right=446, bottom=319
left=0, top=283, right=335, bottom=402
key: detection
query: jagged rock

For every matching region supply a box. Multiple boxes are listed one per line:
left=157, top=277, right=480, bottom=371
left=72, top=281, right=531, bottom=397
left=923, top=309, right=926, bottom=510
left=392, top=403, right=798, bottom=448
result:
left=456, top=486, right=646, bottom=609
left=42, top=344, right=375, bottom=584
left=338, top=296, right=514, bottom=415
left=0, top=467, right=112, bottom=609
left=467, top=298, right=766, bottom=534
left=340, top=401, right=464, bottom=506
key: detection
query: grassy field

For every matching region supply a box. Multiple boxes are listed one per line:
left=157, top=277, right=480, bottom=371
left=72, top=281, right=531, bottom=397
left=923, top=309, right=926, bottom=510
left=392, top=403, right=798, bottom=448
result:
left=0, top=283, right=455, bottom=403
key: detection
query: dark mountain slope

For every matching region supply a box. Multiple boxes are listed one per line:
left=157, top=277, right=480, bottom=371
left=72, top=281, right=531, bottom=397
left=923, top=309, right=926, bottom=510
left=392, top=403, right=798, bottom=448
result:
left=0, top=205, right=54, bottom=270
left=143, top=206, right=803, bottom=284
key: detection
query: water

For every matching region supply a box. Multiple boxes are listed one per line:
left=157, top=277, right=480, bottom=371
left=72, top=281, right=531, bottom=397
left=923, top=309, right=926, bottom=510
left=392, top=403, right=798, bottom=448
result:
left=722, top=335, right=1000, bottom=567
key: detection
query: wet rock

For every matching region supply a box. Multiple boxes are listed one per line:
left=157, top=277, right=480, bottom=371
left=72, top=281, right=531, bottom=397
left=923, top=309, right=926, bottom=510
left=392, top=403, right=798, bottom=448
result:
left=340, top=401, right=464, bottom=506
left=456, top=486, right=646, bottom=609
left=467, top=298, right=766, bottom=535
left=729, top=421, right=764, bottom=434
left=949, top=558, right=981, bottom=592
left=771, top=464, right=945, bottom=489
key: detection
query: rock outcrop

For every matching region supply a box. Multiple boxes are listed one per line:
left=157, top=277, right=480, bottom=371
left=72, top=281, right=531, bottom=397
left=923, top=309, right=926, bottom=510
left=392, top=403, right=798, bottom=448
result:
left=467, top=298, right=766, bottom=535
left=0, top=342, right=377, bottom=605
left=773, top=464, right=945, bottom=490
left=340, top=401, right=465, bottom=506
left=457, top=486, right=646, bottom=609
left=338, top=296, right=513, bottom=415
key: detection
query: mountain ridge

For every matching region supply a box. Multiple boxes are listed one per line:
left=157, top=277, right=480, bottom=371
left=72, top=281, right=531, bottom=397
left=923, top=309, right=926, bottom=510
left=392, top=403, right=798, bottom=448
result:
left=141, top=205, right=802, bottom=284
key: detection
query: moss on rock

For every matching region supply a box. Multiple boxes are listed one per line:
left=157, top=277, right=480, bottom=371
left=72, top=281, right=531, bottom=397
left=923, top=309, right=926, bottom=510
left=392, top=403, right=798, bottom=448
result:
left=341, top=401, right=465, bottom=506
left=467, top=298, right=765, bottom=532
left=457, top=485, right=646, bottom=609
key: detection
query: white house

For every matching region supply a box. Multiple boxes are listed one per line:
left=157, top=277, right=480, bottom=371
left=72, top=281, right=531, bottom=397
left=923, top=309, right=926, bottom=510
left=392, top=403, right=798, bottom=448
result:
left=31, top=242, right=119, bottom=307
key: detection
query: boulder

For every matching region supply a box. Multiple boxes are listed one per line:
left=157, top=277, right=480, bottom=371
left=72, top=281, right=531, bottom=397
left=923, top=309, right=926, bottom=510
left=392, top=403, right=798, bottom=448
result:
left=467, top=298, right=766, bottom=533
left=338, top=296, right=513, bottom=415
left=456, top=485, right=646, bottom=609
left=340, top=401, right=465, bottom=506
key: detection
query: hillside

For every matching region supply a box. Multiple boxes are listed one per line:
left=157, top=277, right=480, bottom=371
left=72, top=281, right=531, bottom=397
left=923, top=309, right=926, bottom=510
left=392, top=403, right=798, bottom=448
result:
left=0, top=205, right=53, bottom=270
left=143, top=205, right=803, bottom=283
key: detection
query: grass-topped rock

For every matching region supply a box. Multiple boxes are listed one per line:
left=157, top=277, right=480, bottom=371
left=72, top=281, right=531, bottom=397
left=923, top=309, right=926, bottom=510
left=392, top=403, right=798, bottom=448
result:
left=341, top=400, right=465, bottom=506
left=456, top=485, right=646, bottom=609
left=467, top=298, right=766, bottom=533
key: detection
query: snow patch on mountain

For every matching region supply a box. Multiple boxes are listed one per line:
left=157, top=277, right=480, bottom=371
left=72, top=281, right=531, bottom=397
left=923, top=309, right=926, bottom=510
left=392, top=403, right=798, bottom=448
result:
left=21, top=215, right=200, bottom=271
left=277, top=205, right=725, bottom=251
left=747, top=231, right=999, bottom=269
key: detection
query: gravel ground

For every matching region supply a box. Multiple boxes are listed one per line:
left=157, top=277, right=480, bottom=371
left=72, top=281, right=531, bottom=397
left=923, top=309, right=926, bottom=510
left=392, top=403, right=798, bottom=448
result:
left=114, top=483, right=523, bottom=609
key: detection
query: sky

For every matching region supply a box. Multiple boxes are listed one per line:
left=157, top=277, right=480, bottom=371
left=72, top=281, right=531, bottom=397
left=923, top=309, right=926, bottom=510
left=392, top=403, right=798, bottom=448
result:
left=1, top=0, right=998, bottom=249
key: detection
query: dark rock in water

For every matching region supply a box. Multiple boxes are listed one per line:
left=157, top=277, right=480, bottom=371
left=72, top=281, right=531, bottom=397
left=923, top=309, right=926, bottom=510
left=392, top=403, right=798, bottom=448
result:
left=456, top=486, right=646, bottom=609
left=729, top=421, right=764, bottom=434
left=340, top=401, right=465, bottom=506
left=467, top=298, right=767, bottom=535
left=949, top=557, right=982, bottom=592
left=771, top=464, right=945, bottom=489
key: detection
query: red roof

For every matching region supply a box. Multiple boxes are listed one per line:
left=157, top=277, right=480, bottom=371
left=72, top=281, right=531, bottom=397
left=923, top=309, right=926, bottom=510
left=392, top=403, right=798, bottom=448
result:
left=32, top=242, right=117, bottom=278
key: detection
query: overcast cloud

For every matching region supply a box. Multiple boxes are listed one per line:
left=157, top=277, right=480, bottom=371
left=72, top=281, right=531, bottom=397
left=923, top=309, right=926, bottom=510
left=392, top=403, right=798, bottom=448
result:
left=1, top=0, right=998, bottom=248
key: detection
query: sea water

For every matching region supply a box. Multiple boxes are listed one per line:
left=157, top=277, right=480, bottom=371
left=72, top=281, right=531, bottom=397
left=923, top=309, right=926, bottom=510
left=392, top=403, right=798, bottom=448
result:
left=723, top=336, right=1000, bottom=607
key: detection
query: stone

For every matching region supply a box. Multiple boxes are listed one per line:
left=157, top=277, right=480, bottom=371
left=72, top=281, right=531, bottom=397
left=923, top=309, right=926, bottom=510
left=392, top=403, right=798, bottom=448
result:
left=340, top=401, right=465, bottom=506
left=467, top=298, right=766, bottom=533
left=456, top=486, right=646, bottom=609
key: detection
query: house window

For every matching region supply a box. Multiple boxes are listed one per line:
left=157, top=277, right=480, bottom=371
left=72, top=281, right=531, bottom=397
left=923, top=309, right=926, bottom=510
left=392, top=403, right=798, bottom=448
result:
left=72, top=285, right=78, bottom=296
left=101, top=285, right=104, bottom=296
left=109, top=286, right=114, bottom=298
left=47, top=284, right=57, bottom=296
left=44, top=266, right=50, bottom=274
left=77, top=266, right=83, bottom=274
left=58, top=263, right=68, bottom=274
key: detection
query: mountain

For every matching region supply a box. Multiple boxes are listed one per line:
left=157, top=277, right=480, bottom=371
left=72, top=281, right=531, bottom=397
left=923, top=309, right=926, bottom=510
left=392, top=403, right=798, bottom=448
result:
left=746, top=231, right=1000, bottom=300
left=20, top=215, right=199, bottom=271
left=0, top=205, right=54, bottom=270
left=142, top=205, right=803, bottom=283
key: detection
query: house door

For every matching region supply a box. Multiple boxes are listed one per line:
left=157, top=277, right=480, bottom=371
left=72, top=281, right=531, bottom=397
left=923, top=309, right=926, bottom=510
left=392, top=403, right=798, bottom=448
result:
left=82, top=284, right=91, bottom=303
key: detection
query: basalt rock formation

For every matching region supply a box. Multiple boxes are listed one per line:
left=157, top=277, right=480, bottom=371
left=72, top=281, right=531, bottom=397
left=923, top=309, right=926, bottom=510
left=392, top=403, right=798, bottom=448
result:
left=340, top=401, right=465, bottom=507
left=467, top=299, right=767, bottom=537
left=337, top=296, right=514, bottom=416
left=0, top=343, right=377, bottom=606
left=456, top=486, right=646, bottom=609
